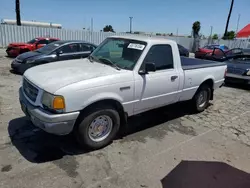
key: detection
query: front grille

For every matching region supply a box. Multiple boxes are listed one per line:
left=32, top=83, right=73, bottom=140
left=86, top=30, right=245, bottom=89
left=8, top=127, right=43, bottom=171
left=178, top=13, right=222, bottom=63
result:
left=227, top=68, right=245, bottom=75
left=23, top=79, right=39, bottom=102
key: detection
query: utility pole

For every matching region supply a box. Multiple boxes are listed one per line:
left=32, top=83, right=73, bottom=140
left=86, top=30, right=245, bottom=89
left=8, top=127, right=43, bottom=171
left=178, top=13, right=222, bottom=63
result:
left=209, top=26, right=213, bottom=44
left=210, top=26, right=213, bottom=37
left=91, top=18, right=93, bottom=32
left=235, top=14, right=241, bottom=35
left=223, top=0, right=234, bottom=39
left=176, top=28, right=179, bottom=43
left=129, top=17, right=133, bottom=33
left=16, top=0, right=21, bottom=25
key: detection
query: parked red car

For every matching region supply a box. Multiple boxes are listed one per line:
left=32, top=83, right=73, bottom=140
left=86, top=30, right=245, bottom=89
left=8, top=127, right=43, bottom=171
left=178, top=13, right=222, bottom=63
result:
left=195, top=44, right=230, bottom=59
left=6, top=37, right=60, bottom=57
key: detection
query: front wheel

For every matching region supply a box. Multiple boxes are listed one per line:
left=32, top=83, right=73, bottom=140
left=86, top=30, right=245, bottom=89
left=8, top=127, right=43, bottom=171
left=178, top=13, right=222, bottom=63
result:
left=74, top=106, right=120, bottom=150
left=192, top=84, right=211, bottom=112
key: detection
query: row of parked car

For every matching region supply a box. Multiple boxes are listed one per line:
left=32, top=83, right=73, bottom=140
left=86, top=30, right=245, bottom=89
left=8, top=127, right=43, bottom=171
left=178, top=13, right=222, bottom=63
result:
left=7, top=37, right=190, bottom=74
left=195, top=44, right=250, bottom=85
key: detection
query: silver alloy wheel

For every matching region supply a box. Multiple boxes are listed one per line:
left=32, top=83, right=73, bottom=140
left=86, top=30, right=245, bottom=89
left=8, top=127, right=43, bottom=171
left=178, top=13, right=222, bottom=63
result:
left=88, top=115, right=113, bottom=142
left=197, top=90, right=208, bottom=108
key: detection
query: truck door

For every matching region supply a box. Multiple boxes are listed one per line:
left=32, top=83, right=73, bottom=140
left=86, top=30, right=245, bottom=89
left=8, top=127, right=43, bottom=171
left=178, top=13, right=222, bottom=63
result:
left=134, top=44, right=180, bottom=113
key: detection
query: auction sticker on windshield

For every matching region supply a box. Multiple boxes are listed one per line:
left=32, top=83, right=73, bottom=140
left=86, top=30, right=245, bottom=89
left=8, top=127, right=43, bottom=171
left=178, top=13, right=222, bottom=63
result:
left=128, top=43, right=145, bottom=50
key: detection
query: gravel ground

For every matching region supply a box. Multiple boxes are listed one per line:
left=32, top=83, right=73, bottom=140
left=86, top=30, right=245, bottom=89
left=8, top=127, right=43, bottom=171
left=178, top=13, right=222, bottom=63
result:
left=0, top=49, right=250, bottom=188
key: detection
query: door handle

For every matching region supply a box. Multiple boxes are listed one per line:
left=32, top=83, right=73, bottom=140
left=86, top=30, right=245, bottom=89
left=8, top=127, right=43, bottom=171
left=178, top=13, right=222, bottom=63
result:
left=171, top=75, right=178, bottom=81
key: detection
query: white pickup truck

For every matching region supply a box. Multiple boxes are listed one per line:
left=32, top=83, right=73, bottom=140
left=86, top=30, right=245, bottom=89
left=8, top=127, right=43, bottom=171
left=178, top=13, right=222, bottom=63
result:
left=19, top=35, right=226, bottom=149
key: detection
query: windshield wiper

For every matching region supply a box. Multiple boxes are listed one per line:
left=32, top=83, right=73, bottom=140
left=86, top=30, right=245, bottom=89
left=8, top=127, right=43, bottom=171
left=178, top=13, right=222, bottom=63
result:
left=98, top=57, right=121, bottom=70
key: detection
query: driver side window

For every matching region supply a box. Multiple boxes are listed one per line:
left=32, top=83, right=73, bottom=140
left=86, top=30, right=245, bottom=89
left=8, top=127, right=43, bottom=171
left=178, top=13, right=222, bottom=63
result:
left=144, top=44, right=174, bottom=71
left=59, top=43, right=79, bottom=54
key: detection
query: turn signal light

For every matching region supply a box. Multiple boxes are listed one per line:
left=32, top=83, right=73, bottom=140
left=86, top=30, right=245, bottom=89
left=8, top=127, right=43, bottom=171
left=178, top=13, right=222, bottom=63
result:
left=53, top=96, right=65, bottom=110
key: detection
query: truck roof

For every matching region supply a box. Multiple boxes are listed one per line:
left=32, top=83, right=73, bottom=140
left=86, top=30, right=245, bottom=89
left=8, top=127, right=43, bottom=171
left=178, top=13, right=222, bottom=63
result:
left=108, top=35, right=175, bottom=44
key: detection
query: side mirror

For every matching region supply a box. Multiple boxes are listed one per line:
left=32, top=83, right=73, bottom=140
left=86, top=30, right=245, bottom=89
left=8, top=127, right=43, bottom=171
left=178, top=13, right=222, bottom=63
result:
left=56, top=50, right=63, bottom=56
left=139, top=62, right=156, bottom=75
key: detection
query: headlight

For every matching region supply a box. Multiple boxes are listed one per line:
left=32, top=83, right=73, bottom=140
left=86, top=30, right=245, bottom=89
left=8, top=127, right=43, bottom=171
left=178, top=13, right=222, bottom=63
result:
left=42, top=91, right=65, bottom=112
left=246, top=70, right=250, bottom=76
left=26, top=59, right=35, bottom=64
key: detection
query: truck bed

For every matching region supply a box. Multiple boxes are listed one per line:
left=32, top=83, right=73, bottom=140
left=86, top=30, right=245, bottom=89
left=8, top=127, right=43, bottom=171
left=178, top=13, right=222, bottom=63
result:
left=181, top=57, right=226, bottom=70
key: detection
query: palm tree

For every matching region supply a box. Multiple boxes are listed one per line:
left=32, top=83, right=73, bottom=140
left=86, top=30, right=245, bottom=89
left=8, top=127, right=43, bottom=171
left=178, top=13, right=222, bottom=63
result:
left=192, top=21, right=201, bottom=38
left=192, top=21, right=201, bottom=52
left=16, top=0, right=21, bottom=25
left=223, top=0, right=234, bottom=39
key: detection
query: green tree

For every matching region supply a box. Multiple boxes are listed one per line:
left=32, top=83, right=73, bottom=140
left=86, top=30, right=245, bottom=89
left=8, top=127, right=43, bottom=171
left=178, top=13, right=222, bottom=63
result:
left=212, top=34, right=218, bottom=40
left=103, top=25, right=115, bottom=32
left=192, top=21, right=201, bottom=38
left=223, top=30, right=235, bottom=40
left=223, top=0, right=234, bottom=39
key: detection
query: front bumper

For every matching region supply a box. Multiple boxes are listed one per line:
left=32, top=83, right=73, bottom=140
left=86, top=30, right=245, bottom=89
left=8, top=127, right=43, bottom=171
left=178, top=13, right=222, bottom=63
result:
left=11, top=60, right=31, bottom=74
left=11, top=60, right=22, bottom=72
left=6, top=48, right=20, bottom=57
left=226, top=73, right=250, bottom=84
left=19, top=88, right=80, bottom=135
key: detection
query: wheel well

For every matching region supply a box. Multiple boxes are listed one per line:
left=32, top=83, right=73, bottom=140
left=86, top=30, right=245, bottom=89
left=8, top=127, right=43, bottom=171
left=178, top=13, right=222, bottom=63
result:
left=78, top=99, right=127, bottom=126
left=201, top=79, right=214, bottom=89
left=197, top=79, right=214, bottom=100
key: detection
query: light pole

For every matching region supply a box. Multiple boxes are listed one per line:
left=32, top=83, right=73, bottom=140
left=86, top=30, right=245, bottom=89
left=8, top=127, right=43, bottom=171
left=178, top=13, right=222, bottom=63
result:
left=129, top=17, right=133, bottom=33
left=91, top=18, right=93, bottom=32
left=210, top=26, right=213, bottom=44
left=235, top=14, right=241, bottom=35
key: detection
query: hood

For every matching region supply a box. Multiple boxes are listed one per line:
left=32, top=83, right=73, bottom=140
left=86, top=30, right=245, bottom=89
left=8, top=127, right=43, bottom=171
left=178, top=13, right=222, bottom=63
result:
left=9, top=42, right=31, bottom=47
left=24, top=58, right=123, bottom=93
left=16, top=51, right=42, bottom=62
left=227, top=60, right=250, bottom=70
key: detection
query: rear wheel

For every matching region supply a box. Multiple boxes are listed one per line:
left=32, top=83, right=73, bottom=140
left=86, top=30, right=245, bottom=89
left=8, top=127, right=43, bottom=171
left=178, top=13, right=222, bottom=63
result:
left=192, top=84, right=211, bottom=112
left=74, top=105, right=120, bottom=150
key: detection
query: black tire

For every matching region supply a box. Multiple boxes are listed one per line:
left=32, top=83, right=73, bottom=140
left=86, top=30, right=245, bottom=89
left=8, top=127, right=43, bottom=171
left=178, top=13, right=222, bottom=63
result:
left=74, top=105, right=120, bottom=150
left=192, top=84, right=211, bottom=112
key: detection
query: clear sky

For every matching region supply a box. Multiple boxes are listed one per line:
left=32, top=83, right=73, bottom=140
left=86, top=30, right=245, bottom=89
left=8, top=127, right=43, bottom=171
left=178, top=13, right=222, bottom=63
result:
left=0, top=0, right=250, bottom=36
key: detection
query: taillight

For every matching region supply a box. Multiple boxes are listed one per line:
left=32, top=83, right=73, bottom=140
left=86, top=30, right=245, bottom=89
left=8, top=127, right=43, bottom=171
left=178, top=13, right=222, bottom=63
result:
left=224, top=68, right=227, bottom=78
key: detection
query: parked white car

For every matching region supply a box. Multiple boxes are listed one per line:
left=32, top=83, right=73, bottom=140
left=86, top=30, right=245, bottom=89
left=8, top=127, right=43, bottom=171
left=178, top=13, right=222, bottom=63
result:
left=19, top=35, right=227, bottom=149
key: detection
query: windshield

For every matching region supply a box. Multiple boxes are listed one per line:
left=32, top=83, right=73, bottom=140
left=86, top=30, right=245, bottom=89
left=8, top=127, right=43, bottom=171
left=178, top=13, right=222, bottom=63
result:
left=36, top=43, right=60, bottom=53
left=27, top=38, right=38, bottom=44
left=91, top=38, right=147, bottom=70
